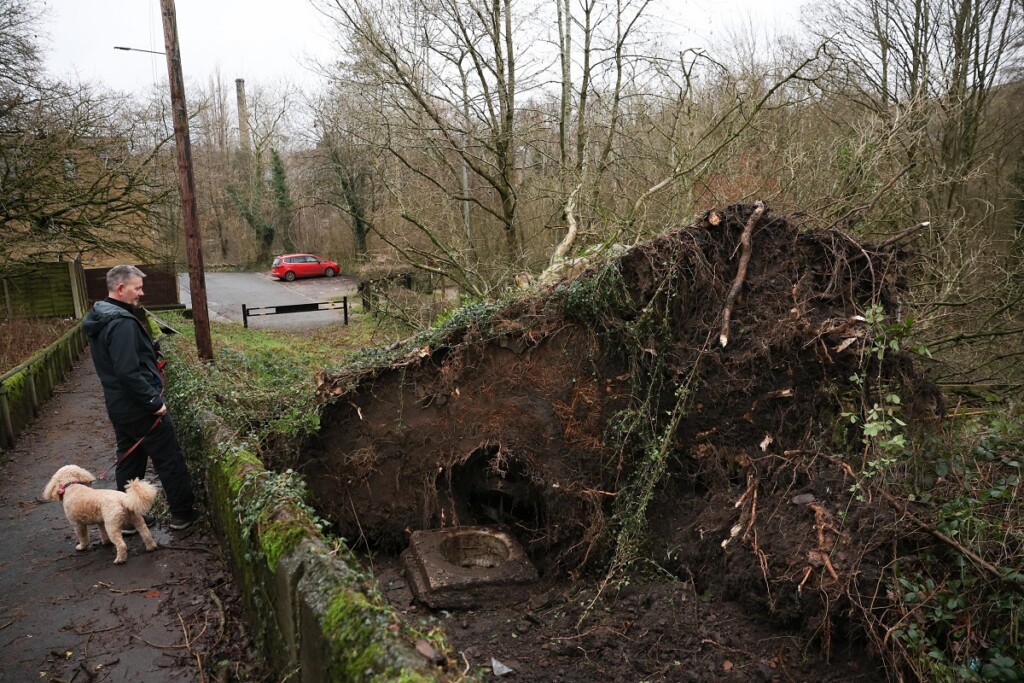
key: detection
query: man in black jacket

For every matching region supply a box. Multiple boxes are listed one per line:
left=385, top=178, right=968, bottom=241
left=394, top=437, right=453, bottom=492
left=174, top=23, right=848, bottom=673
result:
left=83, top=265, right=199, bottom=530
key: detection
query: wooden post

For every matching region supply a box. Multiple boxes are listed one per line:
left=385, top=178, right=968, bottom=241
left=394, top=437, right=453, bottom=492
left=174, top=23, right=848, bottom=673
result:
left=360, top=281, right=372, bottom=312
left=27, top=365, right=39, bottom=417
left=2, top=278, right=12, bottom=319
left=0, top=384, right=13, bottom=448
left=161, top=0, right=214, bottom=362
left=68, top=260, right=85, bottom=319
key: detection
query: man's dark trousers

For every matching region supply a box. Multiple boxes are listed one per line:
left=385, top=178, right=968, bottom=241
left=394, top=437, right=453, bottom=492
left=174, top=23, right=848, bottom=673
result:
left=113, top=413, right=195, bottom=517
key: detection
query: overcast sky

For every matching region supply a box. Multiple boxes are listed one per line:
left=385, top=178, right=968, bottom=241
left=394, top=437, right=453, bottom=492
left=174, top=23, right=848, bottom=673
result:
left=42, top=0, right=334, bottom=93
left=42, top=0, right=806, bottom=95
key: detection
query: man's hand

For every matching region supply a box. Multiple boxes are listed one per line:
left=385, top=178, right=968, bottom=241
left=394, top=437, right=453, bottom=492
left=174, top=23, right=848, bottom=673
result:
left=154, top=404, right=168, bottom=416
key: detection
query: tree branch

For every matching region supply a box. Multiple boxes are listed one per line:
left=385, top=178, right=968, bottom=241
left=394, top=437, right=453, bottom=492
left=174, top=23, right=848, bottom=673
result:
left=719, top=201, right=765, bottom=347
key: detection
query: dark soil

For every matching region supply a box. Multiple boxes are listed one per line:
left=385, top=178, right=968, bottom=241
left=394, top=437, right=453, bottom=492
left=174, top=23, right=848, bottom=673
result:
left=371, top=554, right=880, bottom=681
left=302, top=204, right=932, bottom=680
left=0, top=351, right=269, bottom=682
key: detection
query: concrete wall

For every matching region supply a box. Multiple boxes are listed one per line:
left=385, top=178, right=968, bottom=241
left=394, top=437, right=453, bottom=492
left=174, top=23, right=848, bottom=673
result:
left=169, top=388, right=451, bottom=682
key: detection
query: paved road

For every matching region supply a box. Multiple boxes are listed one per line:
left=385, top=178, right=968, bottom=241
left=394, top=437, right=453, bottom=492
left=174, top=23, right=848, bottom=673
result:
left=176, top=272, right=361, bottom=330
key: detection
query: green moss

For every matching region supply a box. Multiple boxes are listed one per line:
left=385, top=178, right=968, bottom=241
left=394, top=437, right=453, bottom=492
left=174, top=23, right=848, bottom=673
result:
left=225, top=450, right=264, bottom=496
left=227, top=448, right=263, bottom=469
left=320, top=583, right=444, bottom=681
left=2, top=369, right=29, bottom=424
left=0, top=362, right=38, bottom=444
left=143, top=312, right=160, bottom=338
left=3, top=368, right=26, bottom=394
left=259, top=517, right=312, bottom=570
left=323, top=589, right=389, bottom=677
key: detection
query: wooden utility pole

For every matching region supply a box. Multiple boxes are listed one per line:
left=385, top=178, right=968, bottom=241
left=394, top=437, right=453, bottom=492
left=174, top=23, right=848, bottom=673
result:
left=160, top=0, right=213, bottom=361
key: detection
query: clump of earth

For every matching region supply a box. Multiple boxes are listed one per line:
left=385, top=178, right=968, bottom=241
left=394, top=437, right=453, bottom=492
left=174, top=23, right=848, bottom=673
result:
left=299, top=204, right=936, bottom=681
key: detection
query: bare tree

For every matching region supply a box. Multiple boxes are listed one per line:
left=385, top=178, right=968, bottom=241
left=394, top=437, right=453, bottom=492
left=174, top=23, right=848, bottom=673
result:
left=220, top=81, right=299, bottom=263
left=303, top=89, right=376, bottom=261
left=549, top=0, right=656, bottom=266
left=806, top=0, right=1024, bottom=217
left=314, top=0, right=529, bottom=292
left=801, top=0, right=1024, bottom=382
left=0, top=0, right=41, bottom=110
left=2, top=70, right=174, bottom=272
left=0, top=1, right=183, bottom=273
left=307, top=0, right=836, bottom=293
left=190, top=72, right=235, bottom=261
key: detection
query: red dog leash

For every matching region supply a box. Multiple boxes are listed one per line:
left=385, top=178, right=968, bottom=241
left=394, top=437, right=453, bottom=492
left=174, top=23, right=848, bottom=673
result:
left=98, top=415, right=163, bottom=480
left=97, top=321, right=169, bottom=481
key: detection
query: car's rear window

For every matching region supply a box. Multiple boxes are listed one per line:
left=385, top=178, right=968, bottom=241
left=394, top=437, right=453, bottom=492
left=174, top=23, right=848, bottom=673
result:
left=272, top=258, right=281, bottom=266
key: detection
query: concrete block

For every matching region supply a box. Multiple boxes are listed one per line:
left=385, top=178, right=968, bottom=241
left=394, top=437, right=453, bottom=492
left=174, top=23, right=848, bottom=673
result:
left=403, top=526, right=538, bottom=609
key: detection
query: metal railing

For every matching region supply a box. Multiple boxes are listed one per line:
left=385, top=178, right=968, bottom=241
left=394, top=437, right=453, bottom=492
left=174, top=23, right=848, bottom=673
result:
left=241, top=298, right=350, bottom=328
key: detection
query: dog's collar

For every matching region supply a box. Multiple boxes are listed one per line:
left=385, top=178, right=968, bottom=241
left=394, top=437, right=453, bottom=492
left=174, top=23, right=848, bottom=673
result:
left=57, top=481, right=88, bottom=500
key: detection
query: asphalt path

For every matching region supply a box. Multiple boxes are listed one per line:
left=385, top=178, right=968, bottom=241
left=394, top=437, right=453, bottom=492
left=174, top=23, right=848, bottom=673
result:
left=0, top=352, right=255, bottom=681
left=176, top=271, right=361, bottom=330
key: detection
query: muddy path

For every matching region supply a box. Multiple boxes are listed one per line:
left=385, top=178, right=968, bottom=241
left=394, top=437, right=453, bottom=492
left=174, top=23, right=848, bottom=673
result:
left=0, top=351, right=265, bottom=682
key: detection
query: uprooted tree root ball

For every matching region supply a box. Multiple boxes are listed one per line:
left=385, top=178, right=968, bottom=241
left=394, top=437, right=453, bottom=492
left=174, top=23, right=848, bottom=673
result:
left=301, top=203, right=946, bottom=680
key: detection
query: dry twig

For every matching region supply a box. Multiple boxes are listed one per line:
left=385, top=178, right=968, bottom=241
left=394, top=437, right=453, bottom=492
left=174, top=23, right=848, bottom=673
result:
left=208, top=590, right=226, bottom=644
left=179, top=612, right=207, bottom=683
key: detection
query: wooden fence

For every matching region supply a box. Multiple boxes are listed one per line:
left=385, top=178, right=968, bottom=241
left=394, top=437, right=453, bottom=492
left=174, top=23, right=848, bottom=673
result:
left=1, top=261, right=178, bottom=320
left=0, top=323, right=87, bottom=449
left=0, top=261, right=88, bottom=320
left=0, top=261, right=177, bottom=449
left=84, top=263, right=180, bottom=307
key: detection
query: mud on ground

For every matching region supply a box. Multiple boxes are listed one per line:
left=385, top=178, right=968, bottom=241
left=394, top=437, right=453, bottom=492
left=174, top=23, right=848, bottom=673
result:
left=302, top=204, right=935, bottom=681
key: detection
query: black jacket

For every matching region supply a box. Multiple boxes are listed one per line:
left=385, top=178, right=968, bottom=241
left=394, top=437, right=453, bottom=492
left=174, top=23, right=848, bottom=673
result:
left=83, top=299, right=165, bottom=423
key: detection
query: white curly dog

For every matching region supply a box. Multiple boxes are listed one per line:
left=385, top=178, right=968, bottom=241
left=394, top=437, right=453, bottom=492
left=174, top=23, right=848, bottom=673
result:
left=43, top=465, right=159, bottom=564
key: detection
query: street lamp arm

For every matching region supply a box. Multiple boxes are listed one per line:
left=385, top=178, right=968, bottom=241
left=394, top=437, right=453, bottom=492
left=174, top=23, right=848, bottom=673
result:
left=113, top=46, right=165, bottom=55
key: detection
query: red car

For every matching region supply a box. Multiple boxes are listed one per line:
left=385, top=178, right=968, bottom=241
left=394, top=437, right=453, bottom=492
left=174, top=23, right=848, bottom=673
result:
left=271, top=253, right=340, bottom=281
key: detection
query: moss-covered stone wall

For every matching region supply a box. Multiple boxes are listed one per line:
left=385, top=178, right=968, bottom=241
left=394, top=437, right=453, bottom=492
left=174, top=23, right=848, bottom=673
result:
left=166, top=363, right=451, bottom=682
left=0, top=325, right=86, bottom=449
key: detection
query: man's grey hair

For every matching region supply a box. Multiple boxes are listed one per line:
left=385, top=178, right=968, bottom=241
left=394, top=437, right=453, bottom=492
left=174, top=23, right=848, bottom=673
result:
left=106, top=265, right=146, bottom=292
